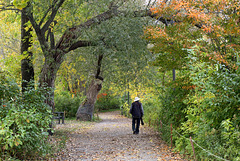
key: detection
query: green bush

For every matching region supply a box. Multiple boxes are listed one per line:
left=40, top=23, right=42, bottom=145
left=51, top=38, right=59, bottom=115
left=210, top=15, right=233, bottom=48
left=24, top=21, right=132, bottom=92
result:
left=95, top=93, right=121, bottom=111
left=178, top=60, right=240, bottom=160
left=54, top=91, right=84, bottom=118
left=172, top=55, right=240, bottom=160
left=143, top=54, right=240, bottom=160
left=0, top=73, right=52, bottom=160
left=142, top=86, right=188, bottom=147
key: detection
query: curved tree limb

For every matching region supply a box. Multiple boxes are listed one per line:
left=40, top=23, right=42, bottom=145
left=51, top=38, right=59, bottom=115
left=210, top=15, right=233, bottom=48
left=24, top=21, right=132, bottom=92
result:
left=68, top=40, right=95, bottom=52
left=55, top=7, right=119, bottom=52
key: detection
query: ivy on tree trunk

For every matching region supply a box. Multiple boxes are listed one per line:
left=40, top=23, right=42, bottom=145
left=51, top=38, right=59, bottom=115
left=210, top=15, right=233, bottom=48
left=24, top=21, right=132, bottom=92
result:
left=21, top=7, right=34, bottom=93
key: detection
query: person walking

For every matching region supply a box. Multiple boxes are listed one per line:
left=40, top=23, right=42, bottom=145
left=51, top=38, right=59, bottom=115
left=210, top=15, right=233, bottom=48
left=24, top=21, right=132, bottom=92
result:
left=130, top=97, right=144, bottom=134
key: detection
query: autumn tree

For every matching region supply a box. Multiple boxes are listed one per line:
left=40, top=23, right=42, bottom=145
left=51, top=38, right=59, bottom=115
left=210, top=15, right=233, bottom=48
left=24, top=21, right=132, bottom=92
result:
left=144, top=0, right=240, bottom=159
left=145, top=0, right=240, bottom=69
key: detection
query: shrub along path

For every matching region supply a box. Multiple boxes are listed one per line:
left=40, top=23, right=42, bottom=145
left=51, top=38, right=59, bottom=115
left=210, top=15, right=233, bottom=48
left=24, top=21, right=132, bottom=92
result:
left=50, top=111, right=185, bottom=161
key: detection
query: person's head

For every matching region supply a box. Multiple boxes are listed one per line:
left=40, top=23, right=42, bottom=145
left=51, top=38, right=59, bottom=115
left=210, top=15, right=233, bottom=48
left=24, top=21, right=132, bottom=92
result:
left=134, top=97, right=140, bottom=102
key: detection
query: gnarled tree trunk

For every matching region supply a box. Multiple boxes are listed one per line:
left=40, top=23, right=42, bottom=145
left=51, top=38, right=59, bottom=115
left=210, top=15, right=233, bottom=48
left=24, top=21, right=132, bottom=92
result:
left=76, top=78, right=103, bottom=121
left=76, top=54, right=104, bottom=121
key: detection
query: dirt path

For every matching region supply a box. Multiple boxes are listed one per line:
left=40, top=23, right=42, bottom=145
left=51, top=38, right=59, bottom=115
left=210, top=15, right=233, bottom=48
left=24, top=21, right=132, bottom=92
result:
left=52, top=111, right=185, bottom=161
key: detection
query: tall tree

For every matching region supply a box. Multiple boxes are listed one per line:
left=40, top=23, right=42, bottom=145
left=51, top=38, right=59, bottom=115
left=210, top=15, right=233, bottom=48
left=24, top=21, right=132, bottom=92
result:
left=75, top=13, right=151, bottom=120
left=21, top=6, right=34, bottom=92
left=0, top=2, right=34, bottom=91
left=2, top=0, right=157, bottom=121
left=27, top=1, right=154, bottom=118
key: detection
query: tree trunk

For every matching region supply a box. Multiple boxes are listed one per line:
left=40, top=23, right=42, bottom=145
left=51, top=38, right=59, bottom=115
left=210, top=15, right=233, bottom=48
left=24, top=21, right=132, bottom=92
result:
left=38, top=54, right=63, bottom=135
left=39, top=54, right=62, bottom=111
left=21, top=8, right=34, bottom=92
left=76, top=54, right=104, bottom=121
left=76, top=78, right=103, bottom=121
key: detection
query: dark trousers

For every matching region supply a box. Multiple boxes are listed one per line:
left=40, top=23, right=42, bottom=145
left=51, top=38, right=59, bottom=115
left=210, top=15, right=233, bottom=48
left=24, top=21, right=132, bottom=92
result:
left=132, top=118, right=140, bottom=134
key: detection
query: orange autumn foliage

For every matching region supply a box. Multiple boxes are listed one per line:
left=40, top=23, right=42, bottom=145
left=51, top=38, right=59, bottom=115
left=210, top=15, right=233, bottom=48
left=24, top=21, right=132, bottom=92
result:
left=97, top=93, right=107, bottom=100
left=147, top=0, right=240, bottom=69
left=182, top=85, right=196, bottom=90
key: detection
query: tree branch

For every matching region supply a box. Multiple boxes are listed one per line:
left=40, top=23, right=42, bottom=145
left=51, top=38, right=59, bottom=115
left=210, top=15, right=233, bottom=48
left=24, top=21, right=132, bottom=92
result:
left=143, top=9, right=203, bottom=28
left=46, top=21, right=57, bottom=49
left=55, top=7, right=120, bottom=52
left=0, top=7, right=20, bottom=11
left=96, top=54, right=104, bottom=80
left=50, top=30, right=55, bottom=49
left=55, top=6, right=203, bottom=54
left=41, top=0, right=65, bottom=34
left=68, top=40, right=95, bottom=52
left=27, top=10, right=51, bottom=53
left=39, top=4, right=55, bottom=27
left=0, top=4, right=20, bottom=11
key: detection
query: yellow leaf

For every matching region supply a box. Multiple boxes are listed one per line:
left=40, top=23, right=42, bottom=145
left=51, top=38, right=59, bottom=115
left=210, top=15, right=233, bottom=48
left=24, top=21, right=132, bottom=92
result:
left=15, top=140, right=19, bottom=146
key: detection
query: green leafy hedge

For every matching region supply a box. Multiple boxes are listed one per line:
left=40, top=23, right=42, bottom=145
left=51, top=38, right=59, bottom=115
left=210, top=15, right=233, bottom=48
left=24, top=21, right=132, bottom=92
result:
left=0, top=73, right=52, bottom=160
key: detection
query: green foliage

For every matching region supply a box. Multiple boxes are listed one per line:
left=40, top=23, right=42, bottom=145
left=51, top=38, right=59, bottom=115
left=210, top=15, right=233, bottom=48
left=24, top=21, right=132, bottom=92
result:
left=121, top=101, right=131, bottom=118
left=0, top=72, right=52, bottom=160
left=95, top=92, right=121, bottom=111
left=143, top=85, right=188, bottom=143
left=54, top=91, right=84, bottom=118
left=144, top=2, right=240, bottom=158
left=177, top=54, right=240, bottom=160
left=220, top=119, right=240, bottom=160
left=12, top=0, right=30, bottom=10
left=141, top=95, right=161, bottom=127
left=143, top=50, right=240, bottom=160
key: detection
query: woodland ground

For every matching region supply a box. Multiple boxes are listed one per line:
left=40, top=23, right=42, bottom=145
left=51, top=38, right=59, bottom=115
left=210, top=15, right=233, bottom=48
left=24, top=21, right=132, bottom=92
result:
left=49, top=111, right=186, bottom=161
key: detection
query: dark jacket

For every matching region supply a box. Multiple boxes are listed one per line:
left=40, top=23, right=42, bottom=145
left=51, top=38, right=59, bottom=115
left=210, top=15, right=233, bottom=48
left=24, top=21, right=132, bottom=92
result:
left=130, top=101, right=144, bottom=118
